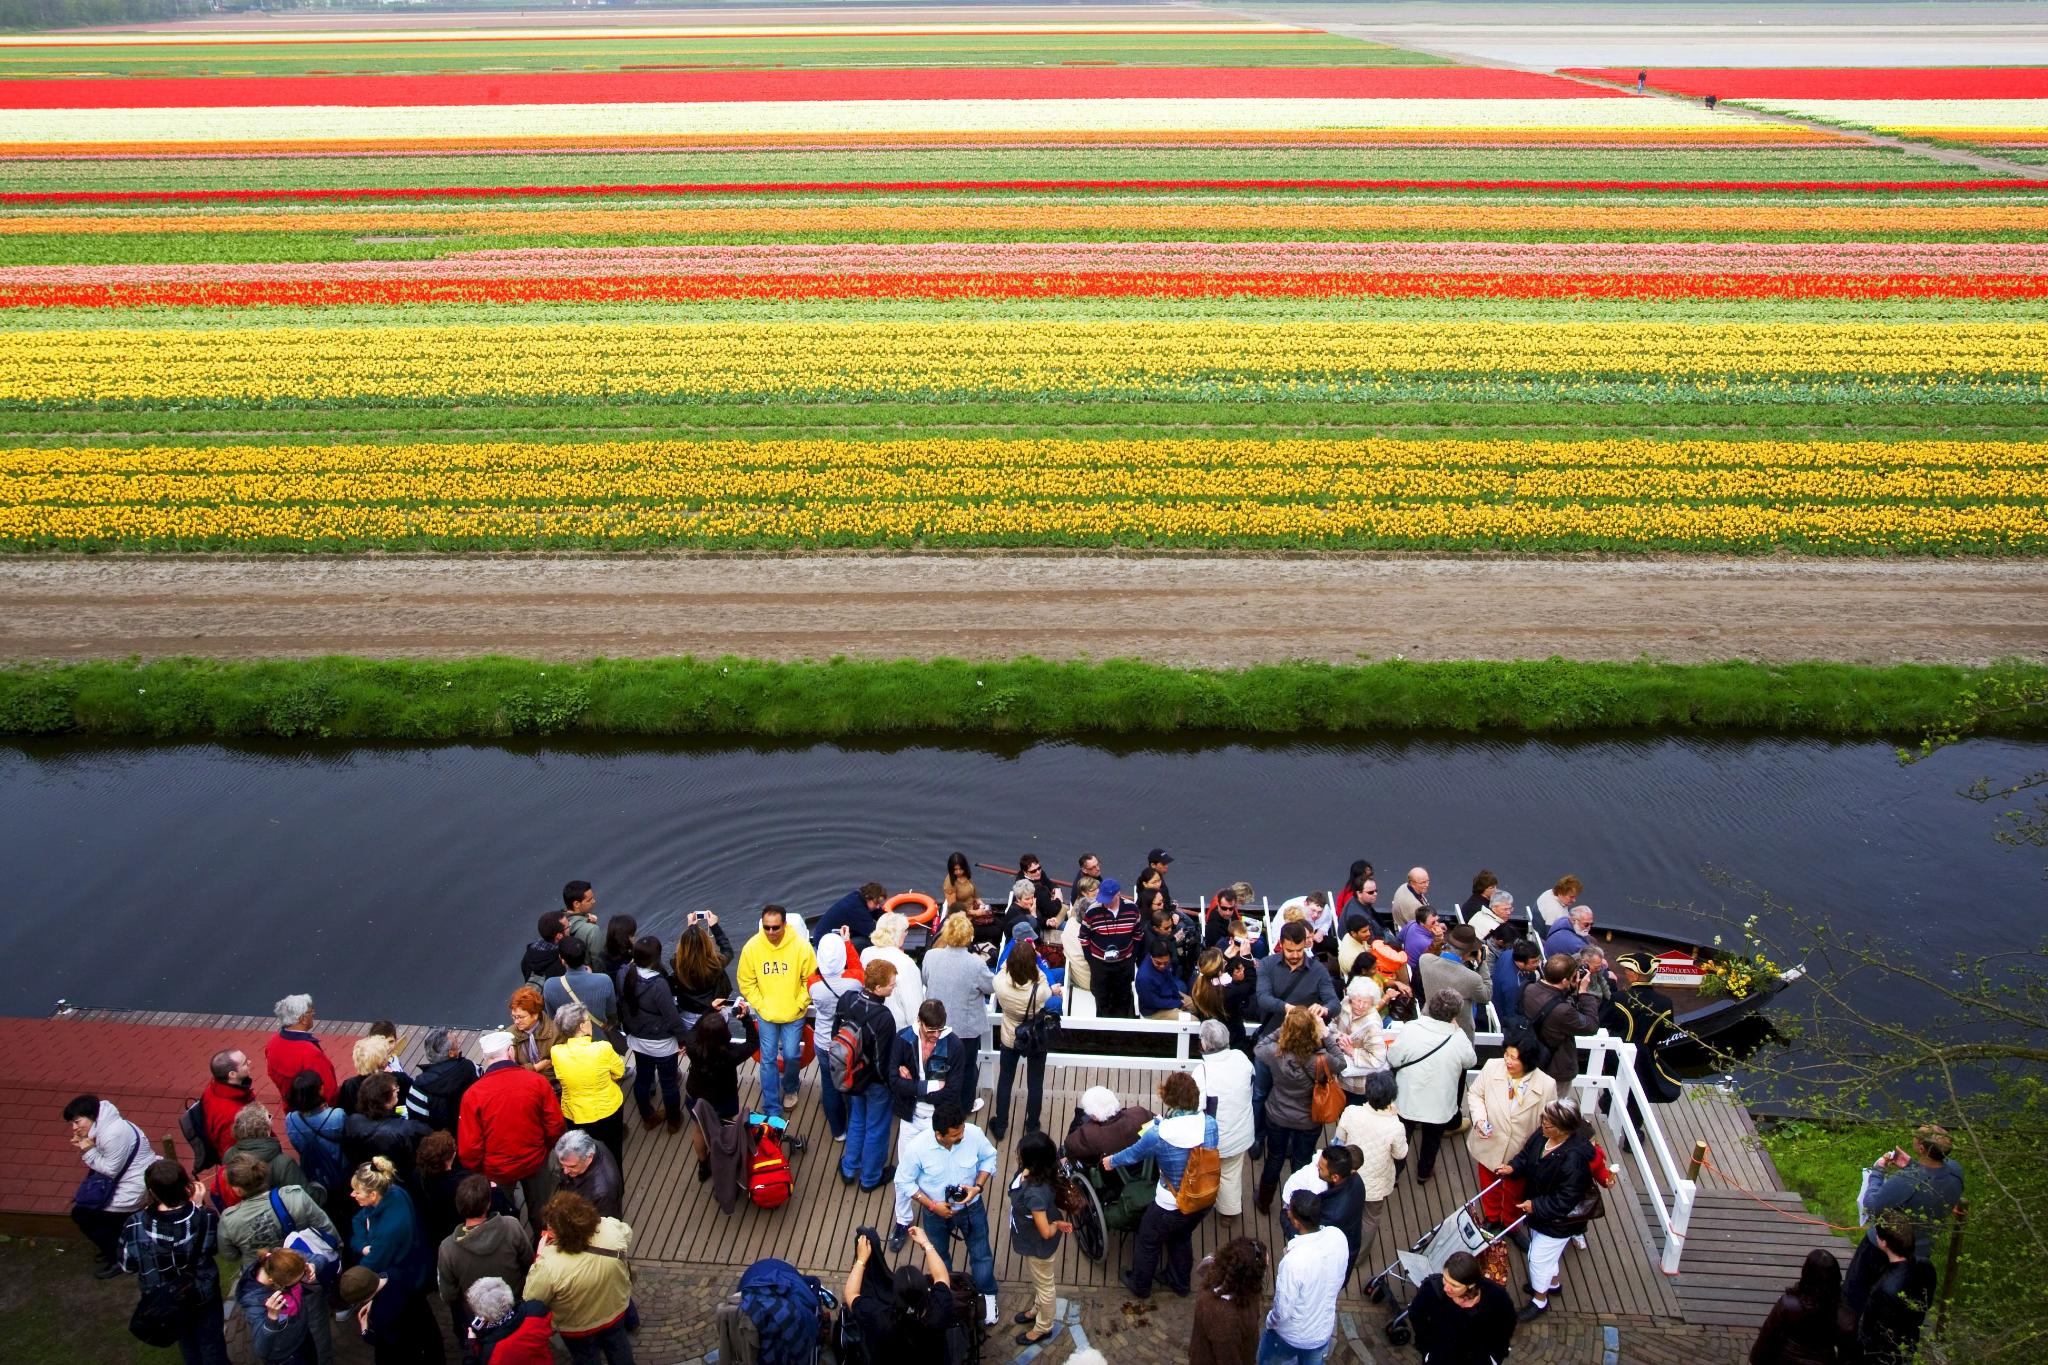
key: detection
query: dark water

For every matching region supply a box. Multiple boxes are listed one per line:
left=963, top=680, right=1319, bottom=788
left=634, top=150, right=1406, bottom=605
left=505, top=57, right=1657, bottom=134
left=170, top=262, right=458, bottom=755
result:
left=2, top=734, right=2039, bottom=1029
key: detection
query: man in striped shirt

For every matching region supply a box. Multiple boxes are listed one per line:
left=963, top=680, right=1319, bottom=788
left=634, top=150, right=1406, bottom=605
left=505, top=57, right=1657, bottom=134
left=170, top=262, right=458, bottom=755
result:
left=1079, top=878, right=1142, bottom=1018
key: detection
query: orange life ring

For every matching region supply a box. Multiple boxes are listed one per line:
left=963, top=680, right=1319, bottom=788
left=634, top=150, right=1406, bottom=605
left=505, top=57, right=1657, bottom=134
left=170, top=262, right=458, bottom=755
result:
left=884, top=891, right=941, bottom=927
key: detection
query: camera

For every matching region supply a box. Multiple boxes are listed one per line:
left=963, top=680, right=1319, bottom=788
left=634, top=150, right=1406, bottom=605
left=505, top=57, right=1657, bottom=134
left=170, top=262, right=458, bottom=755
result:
left=944, top=1185, right=971, bottom=1205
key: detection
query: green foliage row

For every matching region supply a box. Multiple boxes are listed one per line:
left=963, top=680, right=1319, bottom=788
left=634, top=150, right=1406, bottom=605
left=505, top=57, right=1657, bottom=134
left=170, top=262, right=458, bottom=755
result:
left=1, top=656, right=2040, bottom=742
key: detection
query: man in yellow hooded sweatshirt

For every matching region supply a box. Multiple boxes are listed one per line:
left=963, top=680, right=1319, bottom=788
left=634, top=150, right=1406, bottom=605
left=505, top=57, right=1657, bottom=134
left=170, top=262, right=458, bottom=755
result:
left=737, top=904, right=817, bottom=1123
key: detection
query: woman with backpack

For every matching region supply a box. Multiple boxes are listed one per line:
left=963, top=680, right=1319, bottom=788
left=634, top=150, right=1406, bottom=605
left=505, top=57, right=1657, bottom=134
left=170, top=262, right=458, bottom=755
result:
left=989, top=940, right=1062, bottom=1142
left=285, top=1070, right=354, bottom=1238
left=1007, top=1131, right=1071, bottom=1345
left=807, top=933, right=865, bottom=1144
left=618, top=936, right=690, bottom=1133
left=1103, top=1071, right=1220, bottom=1300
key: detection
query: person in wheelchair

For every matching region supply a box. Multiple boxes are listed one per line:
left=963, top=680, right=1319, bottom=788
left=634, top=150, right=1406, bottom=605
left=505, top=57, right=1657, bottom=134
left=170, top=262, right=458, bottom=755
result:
left=1063, top=1085, right=1153, bottom=1198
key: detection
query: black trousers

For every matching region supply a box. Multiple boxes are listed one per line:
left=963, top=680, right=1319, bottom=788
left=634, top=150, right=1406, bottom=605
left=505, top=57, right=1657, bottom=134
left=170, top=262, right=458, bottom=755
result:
left=1092, top=958, right=1137, bottom=1018
left=1404, top=1117, right=1450, bottom=1181
left=1129, top=1202, right=1207, bottom=1295
left=572, top=1107, right=627, bottom=1174
left=992, top=1042, right=1046, bottom=1134
left=70, top=1204, right=127, bottom=1264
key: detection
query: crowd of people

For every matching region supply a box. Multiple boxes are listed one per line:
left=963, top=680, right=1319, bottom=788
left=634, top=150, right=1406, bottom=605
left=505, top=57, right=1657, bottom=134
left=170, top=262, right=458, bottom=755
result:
left=61, top=859, right=1959, bottom=1365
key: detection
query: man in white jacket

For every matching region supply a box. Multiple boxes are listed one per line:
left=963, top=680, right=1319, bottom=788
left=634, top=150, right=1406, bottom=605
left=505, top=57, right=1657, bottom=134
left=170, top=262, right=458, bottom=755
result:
left=1261, top=1191, right=1350, bottom=1365
left=65, top=1094, right=152, bottom=1278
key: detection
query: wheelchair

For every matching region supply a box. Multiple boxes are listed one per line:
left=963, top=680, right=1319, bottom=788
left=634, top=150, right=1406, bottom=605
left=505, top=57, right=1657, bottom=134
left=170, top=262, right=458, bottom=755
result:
left=1053, top=1152, right=1159, bottom=1264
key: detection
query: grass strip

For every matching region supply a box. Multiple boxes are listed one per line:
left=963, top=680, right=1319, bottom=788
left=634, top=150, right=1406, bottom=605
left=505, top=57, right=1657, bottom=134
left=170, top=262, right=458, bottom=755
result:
left=2, top=656, right=2040, bottom=742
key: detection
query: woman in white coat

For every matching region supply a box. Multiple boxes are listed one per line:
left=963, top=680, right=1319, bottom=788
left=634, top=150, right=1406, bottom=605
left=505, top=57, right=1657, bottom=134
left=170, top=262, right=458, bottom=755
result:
left=864, top=911, right=925, bottom=1032
left=1387, top=989, right=1478, bottom=1186
left=1463, top=1040, right=1557, bottom=1231
left=1191, top=1020, right=1255, bottom=1217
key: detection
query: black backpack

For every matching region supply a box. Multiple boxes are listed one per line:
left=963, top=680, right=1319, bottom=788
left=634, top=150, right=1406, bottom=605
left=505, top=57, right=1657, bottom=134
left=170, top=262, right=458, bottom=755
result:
left=178, top=1096, right=218, bottom=1172
left=1502, top=991, right=1569, bottom=1071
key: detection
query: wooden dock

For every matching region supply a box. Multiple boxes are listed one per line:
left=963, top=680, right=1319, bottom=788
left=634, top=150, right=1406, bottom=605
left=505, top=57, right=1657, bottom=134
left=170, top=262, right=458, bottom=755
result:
left=17, top=1006, right=1849, bottom=1340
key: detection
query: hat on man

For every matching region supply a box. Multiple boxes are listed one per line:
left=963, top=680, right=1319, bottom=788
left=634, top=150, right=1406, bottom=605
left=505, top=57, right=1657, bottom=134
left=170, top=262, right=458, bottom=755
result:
left=1147, top=849, right=1174, bottom=865
left=1095, top=878, right=1122, bottom=905
left=1614, top=950, right=1656, bottom=977
left=478, top=1029, right=515, bottom=1057
left=1011, top=920, right=1039, bottom=944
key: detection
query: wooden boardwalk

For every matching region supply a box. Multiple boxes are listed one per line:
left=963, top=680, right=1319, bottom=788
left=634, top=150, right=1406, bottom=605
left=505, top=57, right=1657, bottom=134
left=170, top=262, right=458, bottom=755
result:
left=21, top=1007, right=1849, bottom=1337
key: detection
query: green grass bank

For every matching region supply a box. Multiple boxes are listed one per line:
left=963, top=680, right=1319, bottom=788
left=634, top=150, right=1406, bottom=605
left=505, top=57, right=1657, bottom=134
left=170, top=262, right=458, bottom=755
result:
left=2, top=656, right=2043, bottom=743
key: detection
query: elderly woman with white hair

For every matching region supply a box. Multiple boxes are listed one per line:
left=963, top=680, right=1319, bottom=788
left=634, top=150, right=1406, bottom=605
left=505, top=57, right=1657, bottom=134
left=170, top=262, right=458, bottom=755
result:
left=1335, top=976, right=1388, bottom=1100
left=264, top=992, right=338, bottom=1106
left=1062, top=1085, right=1154, bottom=1176
left=552, top=1128, right=622, bottom=1220
left=864, top=911, right=926, bottom=1031
left=549, top=1001, right=626, bottom=1173
left=464, top=1275, right=555, bottom=1360
left=1192, top=1020, right=1256, bottom=1217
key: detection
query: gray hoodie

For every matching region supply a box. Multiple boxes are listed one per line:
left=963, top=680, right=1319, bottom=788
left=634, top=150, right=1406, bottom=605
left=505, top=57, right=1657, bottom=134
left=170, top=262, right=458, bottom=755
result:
left=436, top=1214, right=534, bottom=1311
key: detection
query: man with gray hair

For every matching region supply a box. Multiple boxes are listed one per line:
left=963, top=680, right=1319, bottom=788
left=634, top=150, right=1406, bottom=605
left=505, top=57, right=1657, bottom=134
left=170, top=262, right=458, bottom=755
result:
left=264, top=994, right=338, bottom=1105
left=463, top=1274, right=554, bottom=1362
left=407, top=1028, right=479, bottom=1135
left=552, top=1128, right=623, bottom=1219
left=1193, top=1020, right=1257, bottom=1217
left=458, top=1029, right=564, bottom=1232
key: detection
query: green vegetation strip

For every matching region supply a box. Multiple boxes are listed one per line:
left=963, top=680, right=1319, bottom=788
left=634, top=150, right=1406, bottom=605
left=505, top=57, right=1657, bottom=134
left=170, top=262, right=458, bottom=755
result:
left=2, top=657, right=2041, bottom=742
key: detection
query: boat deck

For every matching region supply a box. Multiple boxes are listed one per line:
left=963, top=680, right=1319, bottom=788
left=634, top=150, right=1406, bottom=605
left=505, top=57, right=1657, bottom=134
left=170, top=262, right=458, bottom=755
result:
left=13, top=1006, right=1847, bottom=1340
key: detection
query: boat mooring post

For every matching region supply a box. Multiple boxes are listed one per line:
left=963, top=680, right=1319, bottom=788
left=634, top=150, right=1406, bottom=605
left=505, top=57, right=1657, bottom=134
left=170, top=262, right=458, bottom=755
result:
left=1686, top=1139, right=1708, bottom=1181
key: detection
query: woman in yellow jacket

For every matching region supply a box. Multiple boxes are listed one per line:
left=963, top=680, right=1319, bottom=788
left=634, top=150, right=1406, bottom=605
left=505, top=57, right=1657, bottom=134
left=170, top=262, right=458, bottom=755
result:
left=550, top=1001, right=627, bottom=1172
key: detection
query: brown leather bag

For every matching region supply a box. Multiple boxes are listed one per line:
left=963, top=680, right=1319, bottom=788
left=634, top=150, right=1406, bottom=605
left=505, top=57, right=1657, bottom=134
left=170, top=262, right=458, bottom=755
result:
left=1311, top=1054, right=1346, bottom=1126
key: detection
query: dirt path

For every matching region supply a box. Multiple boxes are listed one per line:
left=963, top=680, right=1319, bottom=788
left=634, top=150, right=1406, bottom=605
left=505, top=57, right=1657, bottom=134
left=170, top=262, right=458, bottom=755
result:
left=3, top=556, right=2044, bottom=665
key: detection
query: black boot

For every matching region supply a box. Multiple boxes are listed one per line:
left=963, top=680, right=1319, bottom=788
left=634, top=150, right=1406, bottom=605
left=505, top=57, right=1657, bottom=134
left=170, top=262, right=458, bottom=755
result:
left=1255, top=1179, right=1277, bottom=1215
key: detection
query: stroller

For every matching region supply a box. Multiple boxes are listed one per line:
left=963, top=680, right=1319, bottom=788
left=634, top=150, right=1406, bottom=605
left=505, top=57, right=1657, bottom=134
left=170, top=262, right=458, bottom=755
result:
left=1362, top=1182, right=1525, bottom=1347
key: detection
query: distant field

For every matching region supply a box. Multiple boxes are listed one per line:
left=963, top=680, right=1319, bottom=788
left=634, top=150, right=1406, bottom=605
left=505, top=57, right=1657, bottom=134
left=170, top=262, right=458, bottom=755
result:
left=0, top=21, right=2042, bottom=554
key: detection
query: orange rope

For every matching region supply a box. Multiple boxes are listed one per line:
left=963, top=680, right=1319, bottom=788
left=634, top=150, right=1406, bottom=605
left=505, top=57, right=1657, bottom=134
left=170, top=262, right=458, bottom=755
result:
left=1697, top=1156, right=1866, bottom=1233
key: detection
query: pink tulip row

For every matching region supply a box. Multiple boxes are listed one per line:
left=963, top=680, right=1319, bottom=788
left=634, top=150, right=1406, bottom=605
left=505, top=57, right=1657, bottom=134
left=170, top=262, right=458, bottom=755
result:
left=6, top=239, right=2043, bottom=287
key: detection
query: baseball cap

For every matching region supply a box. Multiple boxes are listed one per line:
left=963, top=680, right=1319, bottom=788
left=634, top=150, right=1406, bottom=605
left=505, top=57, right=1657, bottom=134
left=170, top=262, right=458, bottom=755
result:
left=1147, top=849, right=1174, bottom=864
left=1096, top=878, right=1122, bottom=904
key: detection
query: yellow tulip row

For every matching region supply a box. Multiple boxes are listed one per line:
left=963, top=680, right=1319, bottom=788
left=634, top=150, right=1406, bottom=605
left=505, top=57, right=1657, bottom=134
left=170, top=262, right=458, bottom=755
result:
left=3, top=320, right=2045, bottom=402
left=1, top=498, right=2040, bottom=550
left=3, top=437, right=2045, bottom=550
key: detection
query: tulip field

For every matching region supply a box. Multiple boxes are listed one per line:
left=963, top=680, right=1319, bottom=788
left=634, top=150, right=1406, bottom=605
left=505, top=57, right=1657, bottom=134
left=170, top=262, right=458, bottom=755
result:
left=1, top=12, right=2045, bottom=553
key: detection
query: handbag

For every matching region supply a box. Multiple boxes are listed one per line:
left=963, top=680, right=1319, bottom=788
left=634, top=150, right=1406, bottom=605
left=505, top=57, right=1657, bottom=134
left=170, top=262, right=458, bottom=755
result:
left=1011, top=980, right=1061, bottom=1058
left=75, top=1121, right=147, bottom=1212
left=129, top=1270, right=200, bottom=1347
left=1565, top=1184, right=1607, bottom=1224
left=1310, top=1055, right=1346, bottom=1126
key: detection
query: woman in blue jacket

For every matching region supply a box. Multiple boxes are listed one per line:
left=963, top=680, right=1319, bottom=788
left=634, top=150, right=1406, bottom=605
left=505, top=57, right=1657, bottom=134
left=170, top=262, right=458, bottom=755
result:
left=349, top=1156, right=427, bottom=1292
left=1104, top=1071, right=1218, bottom=1301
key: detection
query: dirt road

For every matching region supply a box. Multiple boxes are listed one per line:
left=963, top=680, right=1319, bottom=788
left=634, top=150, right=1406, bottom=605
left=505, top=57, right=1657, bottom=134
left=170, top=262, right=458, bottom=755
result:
left=3, top=556, right=2044, bottom=666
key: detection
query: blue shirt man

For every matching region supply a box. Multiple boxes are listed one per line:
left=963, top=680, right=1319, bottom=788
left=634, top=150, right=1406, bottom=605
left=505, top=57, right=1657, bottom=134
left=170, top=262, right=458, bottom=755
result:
left=1545, top=910, right=1593, bottom=960
left=895, top=1100, right=1000, bottom=1322
left=1492, top=941, right=1539, bottom=1030
left=1135, top=940, right=1187, bottom=1018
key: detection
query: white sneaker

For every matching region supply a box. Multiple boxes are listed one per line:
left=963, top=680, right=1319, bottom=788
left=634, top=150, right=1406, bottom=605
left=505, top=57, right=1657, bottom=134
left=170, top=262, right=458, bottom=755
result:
left=971, top=1098, right=986, bottom=1114
left=1571, top=1234, right=1588, bottom=1249
left=983, top=1293, right=999, bottom=1326
left=833, top=1133, right=846, bottom=1143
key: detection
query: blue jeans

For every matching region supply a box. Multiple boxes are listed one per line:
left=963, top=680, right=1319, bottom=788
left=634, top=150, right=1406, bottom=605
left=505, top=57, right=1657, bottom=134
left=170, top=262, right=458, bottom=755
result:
left=922, top=1197, right=998, bottom=1297
left=1257, top=1326, right=1328, bottom=1365
left=630, top=1050, right=679, bottom=1121
left=1259, top=1123, right=1319, bottom=1190
left=841, top=1083, right=893, bottom=1187
left=819, top=1076, right=847, bottom=1139
left=755, top=1017, right=804, bottom=1117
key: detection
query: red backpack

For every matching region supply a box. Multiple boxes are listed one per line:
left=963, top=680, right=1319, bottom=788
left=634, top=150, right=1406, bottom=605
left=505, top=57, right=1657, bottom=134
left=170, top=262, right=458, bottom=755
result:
left=748, top=1125, right=794, bottom=1209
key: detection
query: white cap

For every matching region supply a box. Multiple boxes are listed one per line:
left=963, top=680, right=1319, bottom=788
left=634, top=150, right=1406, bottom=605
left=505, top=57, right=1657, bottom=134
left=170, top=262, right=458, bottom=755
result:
left=478, top=1030, right=514, bottom=1057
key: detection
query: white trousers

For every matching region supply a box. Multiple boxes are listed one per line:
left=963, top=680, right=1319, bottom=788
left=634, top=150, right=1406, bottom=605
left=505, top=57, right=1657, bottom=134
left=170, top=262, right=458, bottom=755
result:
left=1215, top=1150, right=1248, bottom=1217
left=1527, top=1229, right=1571, bottom=1301
left=893, top=1116, right=934, bottom=1227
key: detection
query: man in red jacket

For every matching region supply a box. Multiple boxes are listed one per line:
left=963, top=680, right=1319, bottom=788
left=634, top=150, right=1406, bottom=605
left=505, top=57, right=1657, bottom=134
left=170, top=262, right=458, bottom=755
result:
left=458, top=1030, right=565, bottom=1231
left=199, top=1047, right=256, bottom=1165
left=262, top=993, right=339, bottom=1104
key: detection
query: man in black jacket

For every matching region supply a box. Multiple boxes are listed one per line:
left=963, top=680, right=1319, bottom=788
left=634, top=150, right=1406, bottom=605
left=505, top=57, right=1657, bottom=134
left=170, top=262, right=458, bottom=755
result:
left=1602, top=952, right=1683, bottom=1105
left=407, top=1029, right=479, bottom=1134
left=1518, top=954, right=1602, bottom=1088
left=1409, top=1250, right=1517, bottom=1365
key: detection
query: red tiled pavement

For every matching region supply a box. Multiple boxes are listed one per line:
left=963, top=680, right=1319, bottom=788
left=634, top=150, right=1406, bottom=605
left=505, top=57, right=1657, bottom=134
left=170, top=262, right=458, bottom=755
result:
left=0, top=1018, right=351, bottom=1218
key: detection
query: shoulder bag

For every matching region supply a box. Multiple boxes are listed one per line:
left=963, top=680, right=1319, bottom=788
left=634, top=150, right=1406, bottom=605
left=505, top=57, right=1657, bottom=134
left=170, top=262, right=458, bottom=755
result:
left=75, top=1121, right=147, bottom=1211
left=1310, top=1055, right=1347, bottom=1126
left=560, top=973, right=626, bottom=1054
left=1011, top=980, right=1061, bottom=1058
